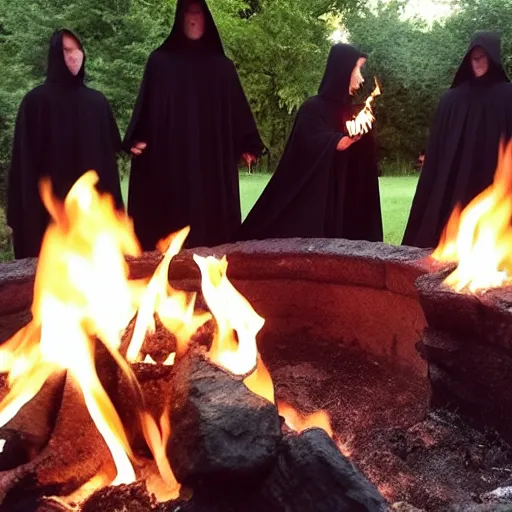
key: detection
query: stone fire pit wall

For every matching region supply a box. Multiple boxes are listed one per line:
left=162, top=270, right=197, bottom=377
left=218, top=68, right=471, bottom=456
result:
left=416, top=270, right=512, bottom=445
left=0, top=239, right=431, bottom=377
left=0, top=239, right=430, bottom=375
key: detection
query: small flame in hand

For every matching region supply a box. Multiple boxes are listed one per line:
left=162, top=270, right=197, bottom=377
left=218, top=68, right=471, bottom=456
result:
left=345, top=78, right=381, bottom=138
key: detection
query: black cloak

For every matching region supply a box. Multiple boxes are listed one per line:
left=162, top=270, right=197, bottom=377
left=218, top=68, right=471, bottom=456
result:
left=402, top=31, right=512, bottom=248
left=123, top=0, right=264, bottom=251
left=7, top=29, right=123, bottom=260
left=237, top=44, right=383, bottom=242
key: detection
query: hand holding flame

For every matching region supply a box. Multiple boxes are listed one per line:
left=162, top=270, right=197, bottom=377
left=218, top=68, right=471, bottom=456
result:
left=345, top=78, right=381, bottom=138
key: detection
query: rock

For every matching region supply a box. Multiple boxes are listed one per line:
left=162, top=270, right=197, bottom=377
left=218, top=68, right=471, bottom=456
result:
left=481, top=486, right=512, bottom=505
left=166, top=348, right=282, bottom=489
left=81, top=482, right=157, bottom=512
left=391, top=502, right=425, bottom=512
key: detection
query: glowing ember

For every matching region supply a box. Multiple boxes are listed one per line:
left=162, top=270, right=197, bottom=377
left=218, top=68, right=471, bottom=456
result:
left=345, top=78, right=381, bottom=138
left=277, top=401, right=333, bottom=438
left=432, top=140, right=512, bottom=292
left=244, top=356, right=275, bottom=404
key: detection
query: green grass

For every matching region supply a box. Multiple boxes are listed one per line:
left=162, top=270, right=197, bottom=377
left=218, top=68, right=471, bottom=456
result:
left=379, top=176, right=418, bottom=245
left=239, top=174, right=272, bottom=219
left=0, top=174, right=418, bottom=261
left=0, top=208, right=13, bottom=261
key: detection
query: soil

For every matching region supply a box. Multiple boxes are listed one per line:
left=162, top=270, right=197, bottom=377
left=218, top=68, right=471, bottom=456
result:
left=261, top=334, right=512, bottom=512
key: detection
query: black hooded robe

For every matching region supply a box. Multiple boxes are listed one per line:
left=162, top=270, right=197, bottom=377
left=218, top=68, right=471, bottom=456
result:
left=237, top=44, right=383, bottom=242
left=402, top=31, right=512, bottom=248
left=7, top=29, right=123, bottom=260
left=123, top=0, right=264, bottom=251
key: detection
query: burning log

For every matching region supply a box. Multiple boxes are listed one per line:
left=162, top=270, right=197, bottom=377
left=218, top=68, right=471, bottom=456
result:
left=0, top=373, right=114, bottom=511
left=163, top=347, right=386, bottom=512
left=114, top=361, right=175, bottom=453
left=0, top=373, right=66, bottom=472
left=167, top=348, right=282, bottom=489
left=81, top=482, right=157, bottom=512
left=164, top=429, right=387, bottom=512
left=259, top=428, right=387, bottom=512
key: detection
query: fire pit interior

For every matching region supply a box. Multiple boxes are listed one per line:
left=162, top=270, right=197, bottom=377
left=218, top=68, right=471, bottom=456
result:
left=1, top=171, right=512, bottom=512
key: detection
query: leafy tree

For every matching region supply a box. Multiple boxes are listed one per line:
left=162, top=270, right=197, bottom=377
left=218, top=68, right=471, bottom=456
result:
left=345, top=0, right=512, bottom=168
left=0, top=0, right=360, bottom=197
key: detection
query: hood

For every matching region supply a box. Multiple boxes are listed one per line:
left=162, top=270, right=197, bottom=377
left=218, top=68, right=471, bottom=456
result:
left=318, top=43, right=367, bottom=105
left=451, top=30, right=509, bottom=88
left=46, top=29, right=85, bottom=86
left=159, top=0, right=224, bottom=55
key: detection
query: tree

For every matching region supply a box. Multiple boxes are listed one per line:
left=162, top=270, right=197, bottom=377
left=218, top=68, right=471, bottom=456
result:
left=345, top=0, right=512, bottom=166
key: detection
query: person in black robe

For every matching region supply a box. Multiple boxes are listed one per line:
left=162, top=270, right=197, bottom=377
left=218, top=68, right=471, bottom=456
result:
left=402, top=31, right=512, bottom=248
left=7, top=29, right=123, bottom=260
left=124, top=0, right=264, bottom=251
left=237, top=43, right=383, bottom=242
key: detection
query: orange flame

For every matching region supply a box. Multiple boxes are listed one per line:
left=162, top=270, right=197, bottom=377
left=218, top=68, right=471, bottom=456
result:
left=345, top=78, right=381, bottom=138
left=277, top=401, right=333, bottom=438
left=194, top=255, right=275, bottom=402
left=0, top=171, right=141, bottom=484
left=432, top=141, right=512, bottom=292
left=140, top=407, right=178, bottom=493
left=126, top=227, right=210, bottom=362
left=244, top=356, right=275, bottom=404
left=194, top=255, right=263, bottom=376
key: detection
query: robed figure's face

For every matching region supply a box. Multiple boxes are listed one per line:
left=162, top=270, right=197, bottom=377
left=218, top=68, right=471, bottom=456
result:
left=184, top=2, right=206, bottom=40
left=471, top=46, right=490, bottom=78
left=349, top=57, right=366, bottom=95
left=62, top=33, right=84, bottom=76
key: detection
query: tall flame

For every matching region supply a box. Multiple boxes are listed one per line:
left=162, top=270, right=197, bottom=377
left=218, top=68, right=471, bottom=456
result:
left=194, top=255, right=274, bottom=403
left=140, top=407, right=178, bottom=492
left=432, top=140, right=512, bottom=293
left=0, top=171, right=141, bottom=484
left=126, top=227, right=210, bottom=362
left=194, top=255, right=263, bottom=376
left=345, top=78, right=381, bottom=138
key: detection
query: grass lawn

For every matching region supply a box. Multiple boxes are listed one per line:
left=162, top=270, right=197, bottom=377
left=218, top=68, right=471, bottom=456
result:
left=379, top=176, right=418, bottom=245
left=0, top=175, right=418, bottom=261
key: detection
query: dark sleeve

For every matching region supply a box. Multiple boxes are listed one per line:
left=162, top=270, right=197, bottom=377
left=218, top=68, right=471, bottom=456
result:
left=122, top=54, right=156, bottom=152
left=7, top=93, right=42, bottom=232
left=226, top=60, right=265, bottom=158
left=297, top=103, right=344, bottom=155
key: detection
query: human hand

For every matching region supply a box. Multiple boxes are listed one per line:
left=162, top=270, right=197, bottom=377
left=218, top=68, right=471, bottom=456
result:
left=242, top=153, right=257, bottom=172
left=131, top=141, right=147, bottom=156
left=243, top=153, right=257, bottom=166
left=337, top=134, right=362, bottom=151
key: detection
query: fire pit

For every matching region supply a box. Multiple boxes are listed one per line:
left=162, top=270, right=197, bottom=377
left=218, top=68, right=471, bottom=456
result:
left=2, top=231, right=512, bottom=511
left=1, top=167, right=512, bottom=512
